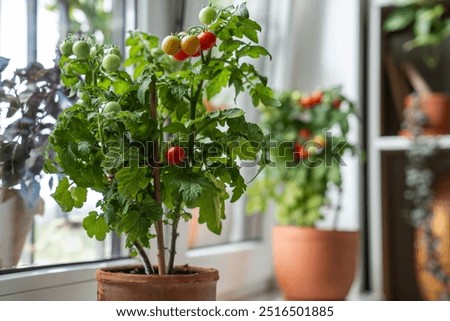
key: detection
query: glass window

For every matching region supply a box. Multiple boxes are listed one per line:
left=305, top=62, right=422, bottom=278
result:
left=0, top=0, right=135, bottom=271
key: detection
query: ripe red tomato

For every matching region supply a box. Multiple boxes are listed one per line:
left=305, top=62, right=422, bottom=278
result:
left=300, top=95, right=313, bottom=108
left=181, top=35, right=200, bottom=56
left=166, top=146, right=186, bottom=165
left=198, top=31, right=217, bottom=50
left=162, top=35, right=181, bottom=55
left=173, top=50, right=189, bottom=61
left=191, top=49, right=201, bottom=57
left=293, top=143, right=308, bottom=160
left=332, top=98, right=342, bottom=109
left=310, top=91, right=323, bottom=105
left=298, top=128, right=311, bottom=139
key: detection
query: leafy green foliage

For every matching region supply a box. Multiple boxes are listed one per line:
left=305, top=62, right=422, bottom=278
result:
left=246, top=88, right=359, bottom=227
left=383, top=0, right=450, bottom=67
left=46, top=3, right=279, bottom=264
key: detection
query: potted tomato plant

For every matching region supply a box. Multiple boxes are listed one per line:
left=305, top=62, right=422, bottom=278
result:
left=0, top=59, right=64, bottom=268
left=247, top=87, right=360, bottom=300
left=45, top=3, right=279, bottom=300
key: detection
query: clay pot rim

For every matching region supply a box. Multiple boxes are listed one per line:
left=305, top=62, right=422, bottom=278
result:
left=406, top=91, right=449, bottom=98
left=273, top=225, right=359, bottom=236
left=96, top=264, right=219, bottom=284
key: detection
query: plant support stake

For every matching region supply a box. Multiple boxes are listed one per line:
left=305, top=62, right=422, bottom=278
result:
left=149, top=80, right=166, bottom=275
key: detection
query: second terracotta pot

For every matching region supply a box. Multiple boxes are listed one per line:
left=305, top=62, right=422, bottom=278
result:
left=401, top=92, right=450, bottom=136
left=96, top=264, right=219, bottom=301
left=415, top=176, right=450, bottom=300
left=272, top=226, right=359, bottom=300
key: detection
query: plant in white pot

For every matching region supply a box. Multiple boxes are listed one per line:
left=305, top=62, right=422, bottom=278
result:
left=0, top=59, right=64, bottom=268
left=45, top=3, right=279, bottom=300
left=247, top=87, right=360, bottom=300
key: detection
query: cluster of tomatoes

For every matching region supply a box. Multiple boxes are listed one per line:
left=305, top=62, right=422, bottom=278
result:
left=59, top=39, right=122, bottom=73
left=297, top=90, right=342, bottom=109
left=293, top=129, right=326, bottom=161
left=162, top=6, right=218, bottom=165
left=161, top=31, right=217, bottom=61
left=161, top=6, right=218, bottom=61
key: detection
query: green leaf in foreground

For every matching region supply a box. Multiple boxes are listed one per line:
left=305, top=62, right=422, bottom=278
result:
left=83, top=211, right=110, bottom=241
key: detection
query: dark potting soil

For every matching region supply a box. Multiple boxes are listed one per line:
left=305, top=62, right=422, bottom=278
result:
left=116, top=264, right=198, bottom=275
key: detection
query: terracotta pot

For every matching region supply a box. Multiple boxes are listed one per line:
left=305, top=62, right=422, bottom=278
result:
left=400, top=92, right=450, bottom=136
left=272, top=226, right=359, bottom=300
left=96, top=264, right=219, bottom=301
left=0, top=188, right=44, bottom=268
left=415, top=177, right=450, bottom=300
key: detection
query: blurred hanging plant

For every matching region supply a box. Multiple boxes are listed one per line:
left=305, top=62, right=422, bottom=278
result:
left=47, top=0, right=112, bottom=43
left=383, top=0, right=450, bottom=68
left=403, top=94, right=450, bottom=299
left=0, top=59, right=65, bottom=206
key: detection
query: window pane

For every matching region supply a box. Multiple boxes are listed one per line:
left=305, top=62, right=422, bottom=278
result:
left=0, top=0, right=131, bottom=271
left=0, top=0, right=27, bottom=72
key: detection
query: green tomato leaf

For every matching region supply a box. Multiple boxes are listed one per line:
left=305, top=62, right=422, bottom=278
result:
left=219, top=39, right=245, bottom=53
left=112, top=78, right=131, bottom=95
left=115, top=167, right=150, bottom=198
left=163, top=122, right=187, bottom=134
left=51, top=177, right=74, bottom=212
left=237, top=45, right=271, bottom=60
left=101, top=141, right=124, bottom=170
left=229, top=169, right=246, bottom=203
left=83, top=211, right=110, bottom=241
left=206, top=69, right=232, bottom=100
left=137, top=77, right=152, bottom=105
left=242, top=27, right=258, bottom=43
left=193, top=177, right=226, bottom=235
left=70, top=185, right=87, bottom=208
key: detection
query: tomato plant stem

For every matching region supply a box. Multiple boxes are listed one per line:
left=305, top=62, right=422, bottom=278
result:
left=188, top=80, right=202, bottom=162
left=188, top=50, right=211, bottom=161
left=167, top=216, right=181, bottom=274
left=133, top=241, right=154, bottom=274
left=149, top=80, right=166, bottom=275
left=168, top=193, right=184, bottom=273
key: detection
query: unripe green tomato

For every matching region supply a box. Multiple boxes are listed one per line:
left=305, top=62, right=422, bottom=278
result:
left=102, top=54, right=121, bottom=72
left=199, top=6, right=217, bottom=25
left=59, top=40, right=73, bottom=56
left=103, top=102, right=121, bottom=113
left=89, top=46, right=99, bottom=59
left=72, top=40, right=90, bottom=58
left=107, top=47, right=122, bottom=59
left=77, top=92, right=90, bottom=105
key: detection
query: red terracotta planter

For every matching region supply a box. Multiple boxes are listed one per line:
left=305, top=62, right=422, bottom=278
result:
left=96, top=265, right=219, bottom=301
left=272, top=226, right=359, bottom=300
left=400, top=92, right=450, bottom=136
left=415, top=176, right=450, bottom=300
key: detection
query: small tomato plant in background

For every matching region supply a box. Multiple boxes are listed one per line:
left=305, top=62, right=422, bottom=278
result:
left=45, top=3, right=279, bottom=275
left=246, top=87, right=359, bottom=228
